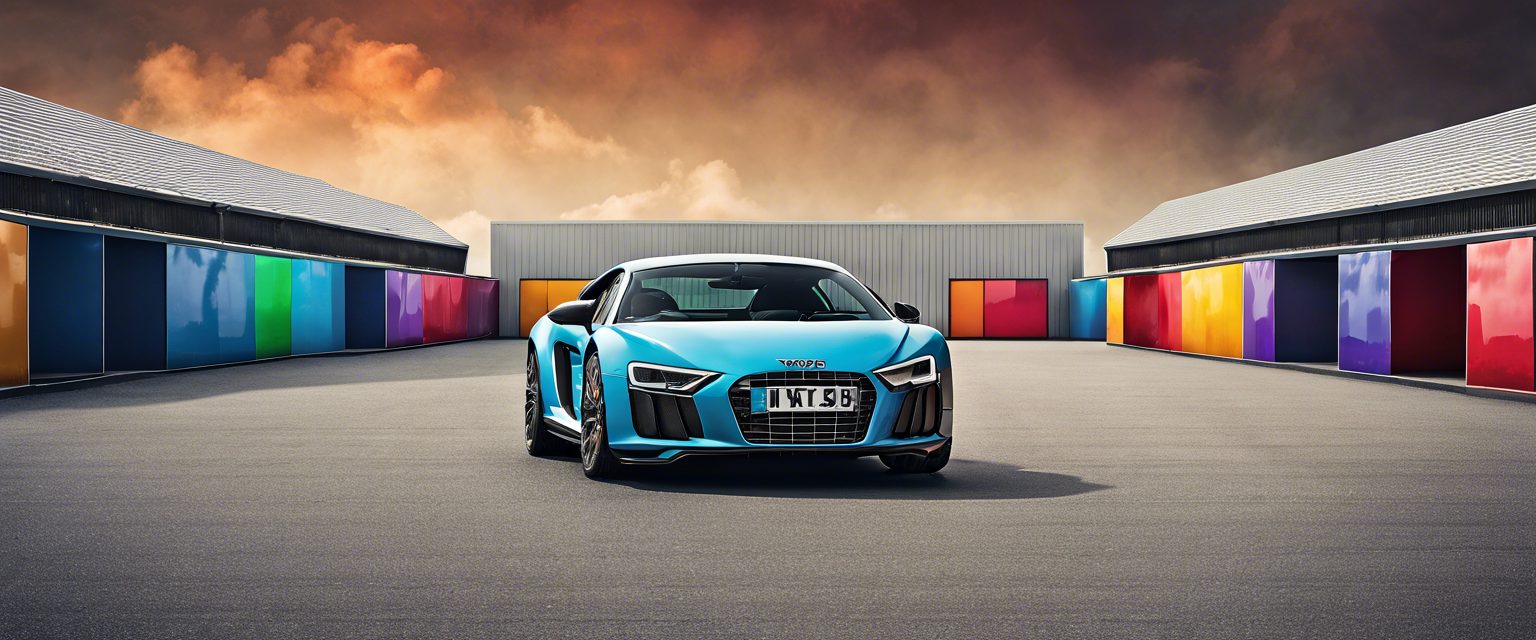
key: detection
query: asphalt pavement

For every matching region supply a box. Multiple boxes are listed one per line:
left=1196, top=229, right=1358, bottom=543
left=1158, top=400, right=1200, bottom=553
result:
left=0, top=340, right=1532, bottom=639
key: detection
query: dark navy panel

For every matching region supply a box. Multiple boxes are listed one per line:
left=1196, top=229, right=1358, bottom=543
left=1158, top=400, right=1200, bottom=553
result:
left=105, top=236, right=167, bottom=371
left=345, top=266, right=386, bottom=349
left=1274, top=258, right=1338, bottom=363
left=28, top=227, right=103, bottom=378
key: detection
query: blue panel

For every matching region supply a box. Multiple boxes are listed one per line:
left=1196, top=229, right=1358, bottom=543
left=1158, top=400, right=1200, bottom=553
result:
left=166, top=245, right=256, bottom=369
left=345, top=266, right=386, bottom=349
left=105, top=236, right=167, bottom=371
left=29, top=227, right=103, bottom=378
left=292, top=259, right=346, bottom=355
left=1338, top=251, right=1390, bottom=374
left=1069, top=280, right=1107, bottom=340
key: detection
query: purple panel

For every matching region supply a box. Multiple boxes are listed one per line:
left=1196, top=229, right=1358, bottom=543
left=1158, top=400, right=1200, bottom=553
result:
left=386, top=270, right=423, bottom=348
left=466, top=280, right=499, bottom=338
left=1244, top=261, right=1276, bottom=361
left=1338, top=251, right=1391, bottom=374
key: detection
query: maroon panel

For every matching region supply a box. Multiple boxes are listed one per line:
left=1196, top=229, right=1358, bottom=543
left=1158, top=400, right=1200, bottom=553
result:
left=466, top=279, right=500, bottom=338
left=422, top=275, right=467, bottom=344
left=981, top=279, right=1047, bottom=337
left=1157, top=272, right=1183, bottom=351
left=1467, top=238, right=1534, bottom=391
left=1122, top=275, right=1160, bottom=348
left=1391, top=246, right=1466, bottom=373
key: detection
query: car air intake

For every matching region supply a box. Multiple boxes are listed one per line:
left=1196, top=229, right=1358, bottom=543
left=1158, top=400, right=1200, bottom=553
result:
left=890, top=382, right=942, bottom=438
left=629, top=389, right=705, bottom=441
left=728, top=371, right=876, bottom=445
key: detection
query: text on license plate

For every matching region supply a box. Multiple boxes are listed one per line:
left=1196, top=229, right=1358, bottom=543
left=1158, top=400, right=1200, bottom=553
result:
left=751, top=386, right=858, bottom=413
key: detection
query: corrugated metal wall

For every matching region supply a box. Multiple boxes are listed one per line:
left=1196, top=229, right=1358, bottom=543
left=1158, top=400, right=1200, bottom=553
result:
left=490, top=221, right=1084, bottom=338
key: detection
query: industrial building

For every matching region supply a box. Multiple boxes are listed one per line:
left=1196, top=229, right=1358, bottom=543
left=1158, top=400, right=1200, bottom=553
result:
left=490, top=221, right=1084, bottom=338
left=1094, top=102, right=1536, bottom=394
left=0, top=88, right=498, bottom=390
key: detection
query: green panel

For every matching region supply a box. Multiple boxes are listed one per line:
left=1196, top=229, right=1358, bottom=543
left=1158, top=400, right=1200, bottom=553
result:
left=255, top=255, right=292, bottom=359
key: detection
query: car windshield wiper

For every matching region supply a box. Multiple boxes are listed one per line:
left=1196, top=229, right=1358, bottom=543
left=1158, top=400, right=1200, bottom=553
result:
left=801, top=310, right=861, bottom=321
left=625, top=310, right=693, bottom=322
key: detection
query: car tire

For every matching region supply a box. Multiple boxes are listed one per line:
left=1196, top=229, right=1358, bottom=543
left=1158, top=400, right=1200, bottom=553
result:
left=579, top=350, right=623, bottom=479
left=525, top=345, right=564, bottom=457
left=880, top=439, right=951, bottom=474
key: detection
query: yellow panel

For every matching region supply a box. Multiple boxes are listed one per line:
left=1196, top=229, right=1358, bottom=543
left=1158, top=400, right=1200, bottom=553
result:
left=948, top=280, right=984, bottom=338
left=0, top=221, right=25, bottom=387
left=545, top=280, right=589, bottom=312
left=519, top=280, right=548, bottom=337
left=1106, top=277, right=1124, bottom=344
left=1180, top=265, right=1244, bottom=358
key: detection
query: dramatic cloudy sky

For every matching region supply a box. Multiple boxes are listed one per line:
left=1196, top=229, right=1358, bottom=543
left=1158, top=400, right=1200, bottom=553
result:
left=4, top=0, right=1536, bottom=274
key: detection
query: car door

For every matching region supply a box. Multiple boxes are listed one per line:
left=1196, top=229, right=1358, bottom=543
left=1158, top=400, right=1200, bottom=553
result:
left=549, top=269, right=624, bottom=421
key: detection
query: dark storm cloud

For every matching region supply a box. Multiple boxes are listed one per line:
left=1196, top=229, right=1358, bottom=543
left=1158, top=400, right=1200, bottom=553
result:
left=3, top=0, right=1536, bottom=274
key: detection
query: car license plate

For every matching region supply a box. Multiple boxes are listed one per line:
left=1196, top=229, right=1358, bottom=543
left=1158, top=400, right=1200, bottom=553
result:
left=751, top=386, right=858, bottom=412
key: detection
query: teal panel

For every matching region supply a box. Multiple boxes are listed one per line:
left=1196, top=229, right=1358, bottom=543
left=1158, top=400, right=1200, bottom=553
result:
left=292, top=260, right=346, bottom=355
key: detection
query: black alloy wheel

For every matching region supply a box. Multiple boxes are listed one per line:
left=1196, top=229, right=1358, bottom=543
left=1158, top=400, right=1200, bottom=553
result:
left=525, top=346, right=562, bottom=456
left=579, top=350, right=622, bottom=479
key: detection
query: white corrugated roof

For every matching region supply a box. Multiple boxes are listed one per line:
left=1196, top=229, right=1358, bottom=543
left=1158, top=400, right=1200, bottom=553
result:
left=0, top=87, right=465, bottom=248
left=1106, top=103, right=1536, bottom=248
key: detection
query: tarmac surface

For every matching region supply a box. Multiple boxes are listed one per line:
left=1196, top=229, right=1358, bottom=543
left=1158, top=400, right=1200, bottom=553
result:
left=1, top=340, right=1532, bottom=639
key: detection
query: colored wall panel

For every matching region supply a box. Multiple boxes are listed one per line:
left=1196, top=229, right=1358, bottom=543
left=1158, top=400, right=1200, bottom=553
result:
left=1339, top=251, right=1391, bottom=375
left=1180, top=264, right=1243, bottom=358
left=519, top=279, right=549, bottom=337
left=1467, top=238, right=1534, bottom=390
left=0, top=221, right=26, bottom=387
left=385, top=270, right=423, bottom=348
left=254, top=255, right=292, bottom=359
left=105, top=236, right=167, bottom=371
left=292, top=260, right=346, bottom=355
left=1106, top=278, right=1124, bottom=344
left=1156, top=272, right=1182, bottom=351
left=982, top=279, right=1048, bottom=338
left=948, top=280, right=984, bottom=338
left=1391, top=246, right=1466, bottom=373
left=345, top=266, right=386, bottom=349
left=423, top=275, right=469, bottom=344
left=1274, top=258, right=1338, bottom=363
left=1069, top=280, right=1107, bottom=340
left=1122, top=275, right=1159, bottom=348
left=1244, top=261, right=1276, bottom=362
left=28, top=227, right=103, bottom=378
left=546, top=280, right=587, bottom=311
left=467, top=279, right=499, bottom=338
left=166, top=245, right=256, bottom=369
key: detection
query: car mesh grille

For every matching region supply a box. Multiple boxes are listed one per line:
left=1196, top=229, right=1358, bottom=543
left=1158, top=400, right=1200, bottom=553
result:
left=728, top=371, right=876, bottom=445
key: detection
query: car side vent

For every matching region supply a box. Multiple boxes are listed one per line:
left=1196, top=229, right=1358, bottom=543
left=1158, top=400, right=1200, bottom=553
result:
left=891, top=383, right=942, bottom=438
left=630, top=389, right=705, bottom=441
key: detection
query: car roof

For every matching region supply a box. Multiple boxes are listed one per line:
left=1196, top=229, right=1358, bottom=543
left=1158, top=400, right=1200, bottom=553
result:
left=614, top=253, right=849, bottom=273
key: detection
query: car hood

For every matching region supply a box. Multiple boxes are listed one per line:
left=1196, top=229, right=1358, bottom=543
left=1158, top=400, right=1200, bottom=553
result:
left=605, top=321, right=915, bottom=374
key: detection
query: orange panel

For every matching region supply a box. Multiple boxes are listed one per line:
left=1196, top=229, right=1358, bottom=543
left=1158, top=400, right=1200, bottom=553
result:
left=1106, top=278, right=1124, bottom=344
left=948, top=280, right=984, bottom=338
left=1180, top=265, right=1244, bottom=358
left=519, top=280, right=548, bottom=337
left=0, top=221, right=26, bottom=387
left=545, top=280, right=588, bottom=312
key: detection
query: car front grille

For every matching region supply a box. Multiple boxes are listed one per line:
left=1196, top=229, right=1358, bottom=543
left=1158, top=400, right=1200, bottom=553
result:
left=728, top=371, right=877, bottom=445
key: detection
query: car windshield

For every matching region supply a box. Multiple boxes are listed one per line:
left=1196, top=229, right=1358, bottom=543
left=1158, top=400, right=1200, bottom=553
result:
left=615, top=263, right=892, bottom=323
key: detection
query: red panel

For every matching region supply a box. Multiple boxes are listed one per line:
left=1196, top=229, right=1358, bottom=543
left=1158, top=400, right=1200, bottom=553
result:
left=422, top=275, right=468, bottom=344
left=1467, top=238, right=1534, bottom=391
left=982, top=279, right=1047, bottom=337
left=1156, top=272, right=1183, bottom=351
left=1122, top=275, right=1159, bottom=348
left=1391, top=246, right=1466, bottom=373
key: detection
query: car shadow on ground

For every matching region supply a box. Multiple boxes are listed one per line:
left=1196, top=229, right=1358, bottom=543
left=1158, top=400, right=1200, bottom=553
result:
left=603, top=456, right=1111, bottom=500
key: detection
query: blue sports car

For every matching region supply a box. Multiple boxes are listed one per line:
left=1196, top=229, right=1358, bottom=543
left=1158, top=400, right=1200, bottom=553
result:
left=524, top=254, right=953, bottom=479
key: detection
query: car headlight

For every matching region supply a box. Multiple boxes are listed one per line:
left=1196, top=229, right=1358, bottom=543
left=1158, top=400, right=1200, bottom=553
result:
left=873, top=355, right=937, bottom=390
left=627, top=362, right=721, bottom=394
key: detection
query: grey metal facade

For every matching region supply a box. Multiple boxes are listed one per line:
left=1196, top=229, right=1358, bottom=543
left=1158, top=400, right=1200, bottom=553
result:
left=491, top=221, right=1084, bottom=338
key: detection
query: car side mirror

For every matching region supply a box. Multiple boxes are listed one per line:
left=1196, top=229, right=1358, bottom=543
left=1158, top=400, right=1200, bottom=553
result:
left=548, top=299, right=597, bottom=331
left=893, top=302, right=921, bottom=323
